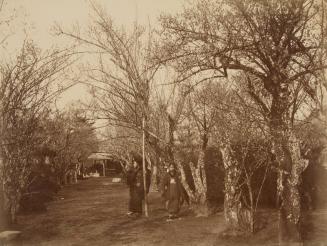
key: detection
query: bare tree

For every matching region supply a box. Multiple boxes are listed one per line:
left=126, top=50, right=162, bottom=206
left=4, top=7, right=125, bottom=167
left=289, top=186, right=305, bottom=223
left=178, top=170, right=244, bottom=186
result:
left=175, top=82, right=219, bottom=216
left=56, top=3, right=159, bottom=135
left=0, top=40, right=73, bottom=226
left=56, top=2, right=163, bottom=217
left=43, top=108, right=99, bottom=186
left=158, top=0, right=326, bottom=242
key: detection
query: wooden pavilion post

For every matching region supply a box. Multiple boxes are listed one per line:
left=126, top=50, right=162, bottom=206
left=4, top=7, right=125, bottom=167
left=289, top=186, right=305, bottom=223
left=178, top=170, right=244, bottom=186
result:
left=102, top=161, right=106, bottom=177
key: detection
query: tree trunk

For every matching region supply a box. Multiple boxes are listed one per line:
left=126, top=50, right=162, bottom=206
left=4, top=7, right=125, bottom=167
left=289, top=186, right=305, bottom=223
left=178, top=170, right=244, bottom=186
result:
left=167, top=114, right=176, bottom=165
left=272, top=130, right=308, bottom=243
left=2, top=185, right=21, bottom=226
left=176, top=160, right=195, bottom=200
left=10, top=199, right=19, bottom=224
left=166, top=111, right=211, bottom=215
left=1, top=162, right=21, bottom=227
left=269, top=87, right=309, bottom=243
left=220, top=143, right=243, bottom=231
left=149, top=143, right=165, bottom=192
left=0, top=176, right=9, bottom=230
left=151, top=165, right=158, bottom=192
left=190, top=150, right=210, bottom=216
left=191, top=193, right=210, bottom=217
left=176, top=147, right=210, bottom=216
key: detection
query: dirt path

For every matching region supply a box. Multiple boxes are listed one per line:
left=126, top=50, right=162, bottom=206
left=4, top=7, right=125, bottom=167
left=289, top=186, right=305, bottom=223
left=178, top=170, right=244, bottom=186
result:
left=12, top=177, right=226, bottom=246
left=10, top=177, right=327, bottom=246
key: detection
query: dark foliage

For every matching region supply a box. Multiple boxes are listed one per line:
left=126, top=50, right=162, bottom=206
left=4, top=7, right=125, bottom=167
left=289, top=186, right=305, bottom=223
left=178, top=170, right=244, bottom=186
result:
left=205, top=147, right=225, bottom=206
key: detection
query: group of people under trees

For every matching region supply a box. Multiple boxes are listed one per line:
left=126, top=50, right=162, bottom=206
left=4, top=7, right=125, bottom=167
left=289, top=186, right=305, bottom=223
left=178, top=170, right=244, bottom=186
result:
left=126, top=159, right=186, bottom=221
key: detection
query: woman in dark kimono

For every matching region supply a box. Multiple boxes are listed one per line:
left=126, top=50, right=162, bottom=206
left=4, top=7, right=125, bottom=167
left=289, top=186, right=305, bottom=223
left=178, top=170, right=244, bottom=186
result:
left=126, top=160, right=151, bottom=216
left=161, top=164, right=183, bottom=220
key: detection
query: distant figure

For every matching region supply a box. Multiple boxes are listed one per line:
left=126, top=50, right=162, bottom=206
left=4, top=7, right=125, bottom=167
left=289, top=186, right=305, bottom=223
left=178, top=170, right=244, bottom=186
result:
left=161, top=164, right=183, bottom=221
left=126, top=160, right=151, bottom=217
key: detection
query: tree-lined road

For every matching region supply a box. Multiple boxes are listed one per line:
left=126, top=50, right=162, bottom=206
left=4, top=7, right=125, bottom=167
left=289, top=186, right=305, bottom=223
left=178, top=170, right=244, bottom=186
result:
left=12, top=178, right=224, bottom=246
left=10, top=177, right=327, bottom=245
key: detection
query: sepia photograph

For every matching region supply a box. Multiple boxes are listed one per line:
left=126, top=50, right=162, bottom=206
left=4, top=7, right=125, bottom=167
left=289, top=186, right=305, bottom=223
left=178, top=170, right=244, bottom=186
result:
left=0, top=0, right=327, bottom=245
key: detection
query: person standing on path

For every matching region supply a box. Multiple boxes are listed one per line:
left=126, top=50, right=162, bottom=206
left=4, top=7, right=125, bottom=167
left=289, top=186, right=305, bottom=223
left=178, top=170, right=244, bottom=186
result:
left=126, top=159, right=151, bottom=217
left=161, top=164, right=183, bottom=221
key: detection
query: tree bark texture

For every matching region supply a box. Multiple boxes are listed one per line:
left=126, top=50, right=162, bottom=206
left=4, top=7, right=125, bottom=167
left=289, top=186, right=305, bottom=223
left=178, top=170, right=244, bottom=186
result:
left=270, top=94, right=308, bottom=243
left=272, top=129, right=308, bottom=242
left=190, top=149, right=209, bottom=216
left=220, top=143, right=249, bottom=231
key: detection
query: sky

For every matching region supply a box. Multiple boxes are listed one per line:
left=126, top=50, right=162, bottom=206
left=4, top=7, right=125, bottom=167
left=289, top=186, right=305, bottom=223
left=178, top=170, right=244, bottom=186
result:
left=2, top=0, right=184, bottom=108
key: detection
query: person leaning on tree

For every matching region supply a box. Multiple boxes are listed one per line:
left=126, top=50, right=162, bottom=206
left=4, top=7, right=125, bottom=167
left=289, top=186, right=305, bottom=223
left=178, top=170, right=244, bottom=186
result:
left=161, top=164, right=183, bottom=221
left=126, top=159, right=151, bottom=217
